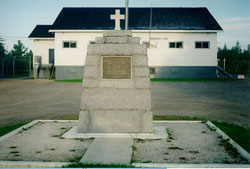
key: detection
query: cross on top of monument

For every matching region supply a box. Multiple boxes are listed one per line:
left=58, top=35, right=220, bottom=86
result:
left=110, top=9, right=125, bottom=30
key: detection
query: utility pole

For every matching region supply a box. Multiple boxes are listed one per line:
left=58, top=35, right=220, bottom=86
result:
left=125, top=0, right=129, bottom=30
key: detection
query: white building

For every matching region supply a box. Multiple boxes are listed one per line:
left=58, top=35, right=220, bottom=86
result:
left=28, top=7, right=223, bottom=80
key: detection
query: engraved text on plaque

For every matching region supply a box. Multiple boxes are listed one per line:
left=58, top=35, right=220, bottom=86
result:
left=102, top=56, right=132, bottom=79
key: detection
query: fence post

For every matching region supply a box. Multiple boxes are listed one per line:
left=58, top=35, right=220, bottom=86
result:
left=13, top=56, right=17, bottom=78
left=1, top=58, right=4, bottom=78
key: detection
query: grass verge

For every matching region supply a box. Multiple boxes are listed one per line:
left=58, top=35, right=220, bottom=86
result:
left=0, top=122, right=29, bottom=137
left=150, top=78, right=241, bottom=82
left=153, top=115, right=206, bottom=121
left=62, top=163, right=133, bottom=168
left=53, top=116, right=79, bottom=120
left=212, top=121, right=250, bottom=153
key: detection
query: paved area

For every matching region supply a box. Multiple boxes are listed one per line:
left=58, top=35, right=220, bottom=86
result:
left=0, top=121, right=93, bottom=162
left=0, top=79, right=249, bottom=128
left=133, top=122, right=247, bottom=164
left=0, top=121, right=248, bottom=164
left=80, top=138, right=133, bottom=164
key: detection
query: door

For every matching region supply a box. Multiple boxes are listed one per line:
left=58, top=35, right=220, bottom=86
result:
left=49, top=49, right=54, bottom=64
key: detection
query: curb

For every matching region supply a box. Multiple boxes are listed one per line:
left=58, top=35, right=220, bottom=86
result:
left=132, top=163, right=250, bottom=168
left=206, top=121, right=250, bottom=163
left=0, top=160, right=67, bottom=168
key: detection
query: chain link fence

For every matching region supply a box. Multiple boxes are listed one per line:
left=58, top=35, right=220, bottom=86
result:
left=0, top=55, right=32, bottom=78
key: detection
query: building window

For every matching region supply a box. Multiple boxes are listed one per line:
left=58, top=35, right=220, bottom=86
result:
left=195, top=41, right=210, bottom=49
left=169, top=42, right=183, bottom=48
left=63, top=41, right=77, bottom=48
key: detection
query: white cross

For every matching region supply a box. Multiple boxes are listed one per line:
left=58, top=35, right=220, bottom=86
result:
left=110, top=9, right=125, bottom=30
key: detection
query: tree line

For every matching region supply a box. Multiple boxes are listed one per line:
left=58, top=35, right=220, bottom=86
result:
left=0, top=38, right=33, bottom=78
left=218, top=42, right=250, bottom=77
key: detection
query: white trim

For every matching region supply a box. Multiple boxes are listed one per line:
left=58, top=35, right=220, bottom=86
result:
left=49, top=29, right=223, bottom=33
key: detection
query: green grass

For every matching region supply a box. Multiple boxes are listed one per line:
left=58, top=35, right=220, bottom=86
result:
left=0, top=122, right=29, bottom=137
left=55, top=79, right=82, bottom=82
left=153, top=115, right=206, bottom=121
left=150, top=78, right=242, bottom=82
left=62, top=163, right=133, bottom=168
left=212, top=121, right=250, bottom=153
left=53, top=116, right=79, bottom=120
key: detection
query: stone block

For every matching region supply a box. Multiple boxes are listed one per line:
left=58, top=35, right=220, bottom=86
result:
left=142, top=111, right=154, bottom=133
left=85, top=55, right=100, bottom=66
left=86, top=110, right=143, bottom=133
left=78, top=110, right=90, bottom=133
left=133, top=55, right=148, bottom=66
left=84, top=66, right=99, bottom=78
left=134, top=67, right=150, bottom=77
left=82, top=78, right=100, bottom=88
left=134, top=77, right=150, bottom=89
left=99, top=80, right=134, bottom=88
left=103, top=30, right=132, bottom=37
left=95, top=37, right=105, bottom=44
left=105, top=37, right=128, bottom=44
left=128, top=37, right=140, bottom=44
left=87, top=44, right=147, bottom=55
left=80, top=88, right=151, bottom=110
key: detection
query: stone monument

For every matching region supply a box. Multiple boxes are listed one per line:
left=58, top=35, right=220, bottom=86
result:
left=78, top=9, right=153, bottom=134
left=78, top=30, right=154, bottom=134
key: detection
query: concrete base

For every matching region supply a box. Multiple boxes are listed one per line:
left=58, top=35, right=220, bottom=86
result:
left=80, top=138, right=133, bottom=165
left=63, top=125, right=167, bottom=139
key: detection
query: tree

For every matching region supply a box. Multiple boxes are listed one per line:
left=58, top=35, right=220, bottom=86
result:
left=10, top=40, right=28, bottom=57
left=0, top=37, right=6, bottom=59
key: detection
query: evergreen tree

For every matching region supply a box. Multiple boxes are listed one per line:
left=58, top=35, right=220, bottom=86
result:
left=10, top=40, right=28, bottom=57
left=0, top=37, right=6, bottom=59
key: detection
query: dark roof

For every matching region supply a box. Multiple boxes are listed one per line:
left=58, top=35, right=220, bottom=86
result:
left=51, top=7, right=222, bottom=30
left=29, top=7, right=222, bottom=38
left=28, top=25, right=54, bottom=38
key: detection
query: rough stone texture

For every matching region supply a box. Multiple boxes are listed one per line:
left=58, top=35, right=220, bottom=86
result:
left=128, top=37, right=140, bottom=44
left=103, top=30, right=132, bottom=37
left=87, top=44, right=147, bottom=55
left=105, top=37, right=128, bottom=44
left=80, top=138, right=133, bottom=164
left=95, top=37, right=105, bottom=44
left=79, top=30, right=153, bottom=134
left=80, top=88, right=151, bottom=110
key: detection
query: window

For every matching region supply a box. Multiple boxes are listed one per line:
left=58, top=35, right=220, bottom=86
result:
left=63, top=41, right=77, bottom=48
left=169, top=42, right=183, bottom=48
left=195, top=41, right=210, bottom=49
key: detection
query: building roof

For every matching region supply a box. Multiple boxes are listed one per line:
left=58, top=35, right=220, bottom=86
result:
left=29, top=7, right=222, bottom=38
left=52, top=7, right=222, bottom=30
left=28, top=25, right=54, bottom=38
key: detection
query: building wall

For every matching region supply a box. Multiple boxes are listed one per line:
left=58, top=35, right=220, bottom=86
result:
left=33, top=39, right=54, bottom=65
left=36, top=31, right=218, bottom=79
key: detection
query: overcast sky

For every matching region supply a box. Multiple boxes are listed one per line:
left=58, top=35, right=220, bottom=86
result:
left=0, top=0, right=250, bottom=51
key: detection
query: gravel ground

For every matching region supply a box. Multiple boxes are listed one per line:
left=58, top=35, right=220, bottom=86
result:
left=0, top=79, right=249, bottom=128
left=0, top=121, right=93, bottom=162
left=133, top=122, right=248, bottom=164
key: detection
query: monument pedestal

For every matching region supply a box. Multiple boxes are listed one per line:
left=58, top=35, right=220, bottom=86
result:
left=78, top=30, right=153, bottom=134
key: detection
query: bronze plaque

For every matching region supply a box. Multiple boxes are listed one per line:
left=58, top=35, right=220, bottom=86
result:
left=102, top=56, right=132, bottom=79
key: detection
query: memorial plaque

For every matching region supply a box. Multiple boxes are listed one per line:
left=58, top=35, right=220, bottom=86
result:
left=102, top=56, right=132, bottom=79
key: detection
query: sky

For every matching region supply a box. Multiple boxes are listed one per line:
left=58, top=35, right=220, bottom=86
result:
left=0, top=0, right=250, bottom=51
